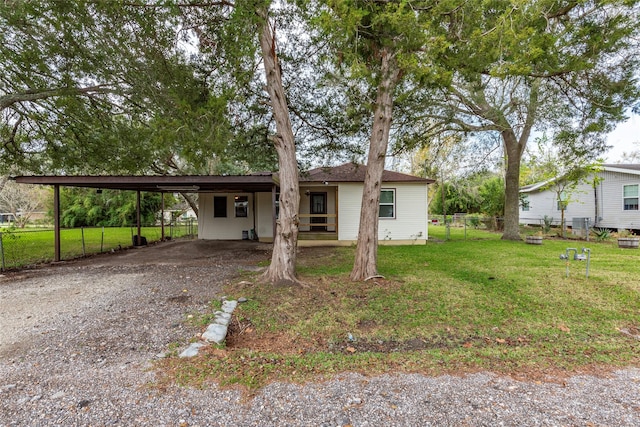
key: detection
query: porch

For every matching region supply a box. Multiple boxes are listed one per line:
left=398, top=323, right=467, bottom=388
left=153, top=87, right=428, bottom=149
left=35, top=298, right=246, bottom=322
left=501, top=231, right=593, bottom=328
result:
left=298, top=185, right=338, bottom=241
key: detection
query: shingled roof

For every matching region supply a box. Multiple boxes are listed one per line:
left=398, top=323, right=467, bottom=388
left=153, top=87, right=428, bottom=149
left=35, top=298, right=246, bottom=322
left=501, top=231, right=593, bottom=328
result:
left=300, top=163, right=434, bottom=183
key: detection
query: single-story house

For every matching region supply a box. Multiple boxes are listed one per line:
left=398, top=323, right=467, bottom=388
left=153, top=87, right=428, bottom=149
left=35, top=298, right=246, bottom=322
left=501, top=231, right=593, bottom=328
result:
left=15, top=163, right=435, bottom=248
left=198, top=163, right=433, bottom=245
left=519, top=164, right=640, bottom=231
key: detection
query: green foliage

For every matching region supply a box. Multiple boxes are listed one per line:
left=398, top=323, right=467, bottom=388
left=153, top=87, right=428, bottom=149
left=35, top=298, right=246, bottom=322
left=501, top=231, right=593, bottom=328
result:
left=478, top=176, right=505, bottom=217
left=1, top=0, right=272, bottom=176
left=430, top=172, right=504, bottom=218
left=592, top=227, right=612, bottom=242
left=430, top=182, right=479, bottom=215
left=57, top=188, right=175, bottom=228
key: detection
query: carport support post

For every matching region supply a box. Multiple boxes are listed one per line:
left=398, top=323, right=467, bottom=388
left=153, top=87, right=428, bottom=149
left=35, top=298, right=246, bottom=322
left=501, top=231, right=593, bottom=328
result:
left=136, top=190, right=141, bottom=246
left=54, top=184, right=61, bottom=262
left=161, top=193, right=165, bottom=241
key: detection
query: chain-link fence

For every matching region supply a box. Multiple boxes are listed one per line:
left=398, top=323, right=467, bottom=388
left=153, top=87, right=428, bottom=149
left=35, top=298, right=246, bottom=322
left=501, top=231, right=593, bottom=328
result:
left=428, top=214, right=505, bottom=241
left=429, top=214, right=594, bottom=241
left=0, top=219, right=197, bottom=271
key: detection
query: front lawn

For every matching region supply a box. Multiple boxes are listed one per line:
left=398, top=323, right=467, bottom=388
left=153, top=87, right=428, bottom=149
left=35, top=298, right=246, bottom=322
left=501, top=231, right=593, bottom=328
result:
left=160, top=233, right=640, bottom=391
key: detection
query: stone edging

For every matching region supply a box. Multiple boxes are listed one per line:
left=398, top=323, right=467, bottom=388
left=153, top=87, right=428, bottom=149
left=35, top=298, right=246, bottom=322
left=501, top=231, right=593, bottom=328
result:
left=179, top=298, right=244, bottom=358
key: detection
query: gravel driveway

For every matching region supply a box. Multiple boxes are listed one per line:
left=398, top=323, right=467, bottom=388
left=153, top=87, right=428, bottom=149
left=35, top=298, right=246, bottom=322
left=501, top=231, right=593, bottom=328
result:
left=1, top=239, right=639, bottom=426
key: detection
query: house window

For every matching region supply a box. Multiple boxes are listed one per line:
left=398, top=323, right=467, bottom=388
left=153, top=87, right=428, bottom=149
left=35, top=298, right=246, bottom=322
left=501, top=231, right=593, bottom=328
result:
left=234, top=196, right=249, bottom=217
left=557, top=192, right=568, bottom=211
left=379, top=189, right=395, bottom=218
left=623, top=184, right=639, bottom=210
left=520, top=195, right=530, bottom=211
left=213, top=196, right=227, bottom=218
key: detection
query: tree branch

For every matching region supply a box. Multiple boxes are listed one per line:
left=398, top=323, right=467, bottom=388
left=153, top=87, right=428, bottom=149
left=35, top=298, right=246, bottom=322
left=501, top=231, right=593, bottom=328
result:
left=0, top=85, right=118, bottom=111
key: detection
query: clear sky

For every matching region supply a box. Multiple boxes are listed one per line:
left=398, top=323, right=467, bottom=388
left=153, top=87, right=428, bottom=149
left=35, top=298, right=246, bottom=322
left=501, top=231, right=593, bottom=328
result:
left=603, top=113, right=640, bottom=162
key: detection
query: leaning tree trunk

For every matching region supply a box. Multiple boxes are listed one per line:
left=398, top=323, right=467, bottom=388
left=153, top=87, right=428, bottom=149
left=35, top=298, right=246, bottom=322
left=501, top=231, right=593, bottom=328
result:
left=350, top=48, right=400, bottom=281
left=501, top=130, right=526, bottom=240
left=257, top=10, right=300, bottom=285
left=180, top=192, right=199, bottom=218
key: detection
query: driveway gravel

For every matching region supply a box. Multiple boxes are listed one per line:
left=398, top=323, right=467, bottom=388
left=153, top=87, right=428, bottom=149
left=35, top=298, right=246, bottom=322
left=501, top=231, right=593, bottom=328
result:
left=1, top=239, right=639, bottom=426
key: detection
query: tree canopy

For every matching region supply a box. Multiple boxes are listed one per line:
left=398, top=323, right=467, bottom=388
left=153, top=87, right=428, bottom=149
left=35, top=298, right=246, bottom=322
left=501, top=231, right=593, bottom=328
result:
left=397, top=0, right=640, bottom=239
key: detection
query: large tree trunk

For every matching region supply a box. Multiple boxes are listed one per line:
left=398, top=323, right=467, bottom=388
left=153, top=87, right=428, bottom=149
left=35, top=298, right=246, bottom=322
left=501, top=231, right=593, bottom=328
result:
left=257, top=10, right=300, bottom=285
left=350, top=48, right=400, bottom=281
left=501, top=130, right=525, bottom=240
left=501, top=79, right=538, bottom=241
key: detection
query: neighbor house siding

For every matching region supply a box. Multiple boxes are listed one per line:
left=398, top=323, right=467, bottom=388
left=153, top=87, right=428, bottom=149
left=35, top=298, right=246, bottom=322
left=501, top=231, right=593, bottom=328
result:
left=521, top=179, right=596, bottom=226
left=597, top=171, right=640, bottom=229
left=198, top=193, right=255, bottom=240
left=521, top=169, right=640, bottom=230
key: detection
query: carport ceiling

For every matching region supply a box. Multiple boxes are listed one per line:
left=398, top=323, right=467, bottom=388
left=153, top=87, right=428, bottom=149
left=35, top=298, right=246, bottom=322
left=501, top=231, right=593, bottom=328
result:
left=14, top=175, right=276, bottom=193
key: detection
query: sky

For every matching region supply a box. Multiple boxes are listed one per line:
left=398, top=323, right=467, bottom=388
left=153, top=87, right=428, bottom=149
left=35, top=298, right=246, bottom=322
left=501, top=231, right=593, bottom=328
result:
left=603, top=113, right=640, bottom=162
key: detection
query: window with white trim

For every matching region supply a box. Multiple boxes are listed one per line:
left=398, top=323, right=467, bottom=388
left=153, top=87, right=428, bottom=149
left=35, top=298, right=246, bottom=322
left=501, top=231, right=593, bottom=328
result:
left=379, top=189, right=395, bottom=218
left=520, top=194, right=530, bottom=211
left=623, top=184, right=639, bottom=210
left=556, top=191, right=568, bottom=211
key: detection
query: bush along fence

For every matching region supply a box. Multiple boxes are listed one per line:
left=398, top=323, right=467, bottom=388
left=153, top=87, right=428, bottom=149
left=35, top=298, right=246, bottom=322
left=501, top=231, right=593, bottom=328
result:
left=0, top=219, right=197, bottom=271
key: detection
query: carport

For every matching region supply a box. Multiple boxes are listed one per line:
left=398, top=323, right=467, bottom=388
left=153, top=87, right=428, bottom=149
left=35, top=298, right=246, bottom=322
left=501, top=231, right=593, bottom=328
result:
left=14, top=174, right=277, bottom=261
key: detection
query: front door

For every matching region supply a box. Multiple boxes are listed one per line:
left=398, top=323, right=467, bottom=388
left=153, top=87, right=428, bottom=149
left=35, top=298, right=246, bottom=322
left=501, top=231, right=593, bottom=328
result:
left=310, top=192, right=327, bottom=231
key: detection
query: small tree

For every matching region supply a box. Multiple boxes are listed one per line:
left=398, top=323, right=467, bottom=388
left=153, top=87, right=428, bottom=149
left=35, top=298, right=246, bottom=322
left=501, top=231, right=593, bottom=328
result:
left=478, top=176, right=505, bottom=230
left=524, top=137, right=599, bottom=237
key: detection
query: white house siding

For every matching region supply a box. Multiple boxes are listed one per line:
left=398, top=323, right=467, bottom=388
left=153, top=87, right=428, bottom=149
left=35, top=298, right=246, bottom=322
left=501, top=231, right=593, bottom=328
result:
left=254, top=192, right=274, bottom=241
left=338, top=182, right=428, bottom=242
left=336, top=183, right=362, bottom=240
left=520, top=169, right=640, bottom=230
left=198, top=193, right=255, bottom=240
left=521, top=180, right=596, bottom=226
left=597, top=170, right=640, bottom=229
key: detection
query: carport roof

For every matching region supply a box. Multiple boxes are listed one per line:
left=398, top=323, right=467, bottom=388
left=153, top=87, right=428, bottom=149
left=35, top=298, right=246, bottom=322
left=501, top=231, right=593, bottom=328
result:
left=14, top=174, right=276, bottom=193
left=14, top=163, right=435, bottom=192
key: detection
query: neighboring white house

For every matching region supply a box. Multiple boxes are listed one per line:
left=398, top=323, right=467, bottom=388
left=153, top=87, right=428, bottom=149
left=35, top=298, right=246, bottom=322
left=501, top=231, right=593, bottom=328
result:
left=519, top=164, right=640, bottom=230
left=198, top=163, right=434, bottom=245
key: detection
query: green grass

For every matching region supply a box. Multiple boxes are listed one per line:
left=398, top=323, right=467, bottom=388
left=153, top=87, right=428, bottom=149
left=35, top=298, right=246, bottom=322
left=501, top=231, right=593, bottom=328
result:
left=0, top=224, right=194, bottom=269
left=159, top=232, right=640, bottom=392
